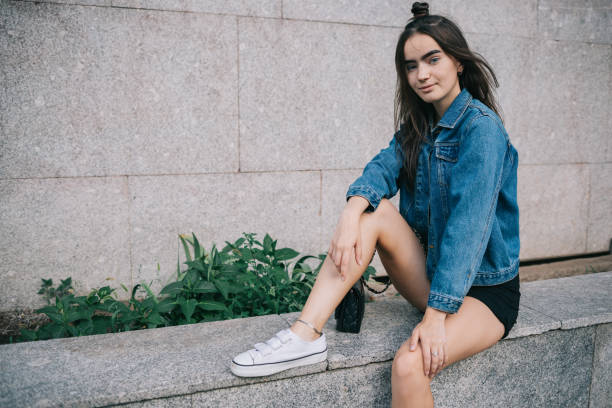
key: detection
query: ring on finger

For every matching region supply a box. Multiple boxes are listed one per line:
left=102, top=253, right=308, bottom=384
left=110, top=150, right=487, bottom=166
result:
left=431, top=351, right=438, bottom=357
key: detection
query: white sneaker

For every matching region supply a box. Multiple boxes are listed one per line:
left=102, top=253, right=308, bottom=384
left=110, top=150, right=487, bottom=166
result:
left=230, top=328, right=327, bottom=377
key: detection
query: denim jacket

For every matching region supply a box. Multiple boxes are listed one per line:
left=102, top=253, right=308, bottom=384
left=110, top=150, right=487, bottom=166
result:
left=346, top=88, right=520, bottom=314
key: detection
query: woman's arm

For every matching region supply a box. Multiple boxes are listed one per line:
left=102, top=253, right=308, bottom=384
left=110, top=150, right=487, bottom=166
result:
left=345, top=131, right=404, bottom=211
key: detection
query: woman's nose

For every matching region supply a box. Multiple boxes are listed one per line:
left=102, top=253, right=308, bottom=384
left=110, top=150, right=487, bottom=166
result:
left=417, top=65, right=429, bottom=81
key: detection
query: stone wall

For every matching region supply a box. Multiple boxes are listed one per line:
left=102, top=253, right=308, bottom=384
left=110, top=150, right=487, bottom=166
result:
left=1, top=0, right=611, bottom=310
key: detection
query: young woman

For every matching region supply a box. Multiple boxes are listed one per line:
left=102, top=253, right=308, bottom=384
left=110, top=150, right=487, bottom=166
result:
left=231, top=2, right=520, bottom=406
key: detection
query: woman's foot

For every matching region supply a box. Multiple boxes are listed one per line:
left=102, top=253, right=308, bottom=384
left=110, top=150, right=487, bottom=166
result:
left=230, top=321, right=327, bottom=377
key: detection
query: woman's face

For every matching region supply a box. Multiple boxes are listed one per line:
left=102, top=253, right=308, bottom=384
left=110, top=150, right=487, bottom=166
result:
left=403, top=33, right=462, bottom=118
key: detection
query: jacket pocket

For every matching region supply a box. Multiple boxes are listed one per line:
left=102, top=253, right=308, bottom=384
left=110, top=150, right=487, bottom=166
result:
left=435, top=143, right=459, bottom=162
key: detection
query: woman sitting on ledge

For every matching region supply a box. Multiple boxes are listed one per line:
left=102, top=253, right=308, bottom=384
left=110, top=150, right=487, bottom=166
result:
left=231, top=2, right=521, bottom=406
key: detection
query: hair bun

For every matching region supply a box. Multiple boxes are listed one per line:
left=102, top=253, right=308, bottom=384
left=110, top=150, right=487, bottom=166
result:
left=411, top=2, right=429, bottom=18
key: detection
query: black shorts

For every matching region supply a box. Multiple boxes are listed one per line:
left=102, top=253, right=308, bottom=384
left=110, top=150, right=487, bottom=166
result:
left=466, top=274, right=520, bottom=339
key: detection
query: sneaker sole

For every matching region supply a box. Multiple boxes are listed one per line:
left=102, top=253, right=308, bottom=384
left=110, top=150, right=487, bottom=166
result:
left=230, top=349, right=328, bottom=377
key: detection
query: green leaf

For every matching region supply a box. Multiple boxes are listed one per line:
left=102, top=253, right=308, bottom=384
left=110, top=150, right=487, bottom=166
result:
left=214, top=280, right=230, bottom=300
left=179, top=298, right=198, bottom=321
left=192, top=232, right=202, bottom=259
left=179, top=234, right=193, bottom=263
left=198, top=300, right=227, bottom=311
left=275, top=248, right=299, bottom=261
left=156, top=298, right=176, bottom=313
left=160, top=281, right=184, bottom=296
left=263, top=234, right=273, bottom=254
left=193, top=280, right=218, bottom=294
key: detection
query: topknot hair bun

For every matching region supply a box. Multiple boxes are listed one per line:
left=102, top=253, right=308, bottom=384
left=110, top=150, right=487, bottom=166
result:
left=411, top=2, right=429, bottom=18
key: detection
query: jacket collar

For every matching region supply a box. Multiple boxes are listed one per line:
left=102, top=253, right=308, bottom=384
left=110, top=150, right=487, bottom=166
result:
left=430, top=88, right=473, bottom=131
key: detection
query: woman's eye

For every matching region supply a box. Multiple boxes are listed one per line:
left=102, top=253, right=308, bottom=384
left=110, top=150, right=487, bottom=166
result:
left=430, top=57, right=440, bottom=64
left=405, top=64, right=416, bottom=72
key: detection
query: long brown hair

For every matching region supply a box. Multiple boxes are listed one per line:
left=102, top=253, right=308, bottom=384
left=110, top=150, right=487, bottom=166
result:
left=395, top=2, right=501, bottom=190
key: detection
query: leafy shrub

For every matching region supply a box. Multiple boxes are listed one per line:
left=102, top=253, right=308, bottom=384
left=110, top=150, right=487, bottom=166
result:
left=17, top=232, right=376, bottom=342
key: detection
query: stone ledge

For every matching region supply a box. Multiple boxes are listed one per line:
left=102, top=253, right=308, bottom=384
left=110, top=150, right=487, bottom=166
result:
left=0, top=272, right=610, bottom=407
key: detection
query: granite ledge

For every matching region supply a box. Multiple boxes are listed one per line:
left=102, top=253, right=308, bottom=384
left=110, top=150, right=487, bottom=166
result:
left=0, top=272, right=610, bottom=408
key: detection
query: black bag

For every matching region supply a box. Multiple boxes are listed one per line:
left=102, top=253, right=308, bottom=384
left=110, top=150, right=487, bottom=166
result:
left=334, top=275, right=391, bottom=333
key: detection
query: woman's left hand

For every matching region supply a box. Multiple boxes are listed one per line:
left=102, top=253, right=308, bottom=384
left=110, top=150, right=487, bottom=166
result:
left=409, top=307, right=448, bottom=379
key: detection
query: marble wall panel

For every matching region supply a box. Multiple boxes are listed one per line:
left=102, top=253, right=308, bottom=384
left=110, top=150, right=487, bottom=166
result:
left=112, top=0, right=280, bottom=18
left=128, top=171, right=322, bottom=294
left=0, top=177, right=131, bottom=311
left=523, top=40, right=610, bottom=165
left=282, top=0, right=538, bottom=37
left=1, top=1, right=238, bottom=178
left=538, top=1, right=612, bottom=44
left=238, top=17, right=397, bottom=172
left=518, top=164, right=589, bottom=260
left=587, top=163, right=612, bottom=252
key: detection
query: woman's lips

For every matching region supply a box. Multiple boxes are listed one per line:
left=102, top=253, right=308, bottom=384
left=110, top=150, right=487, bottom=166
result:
left=419, top=84, right=435, bottom=92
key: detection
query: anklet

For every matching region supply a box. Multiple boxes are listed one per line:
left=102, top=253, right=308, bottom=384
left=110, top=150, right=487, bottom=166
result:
left=295, top=319, right=323, bottom=336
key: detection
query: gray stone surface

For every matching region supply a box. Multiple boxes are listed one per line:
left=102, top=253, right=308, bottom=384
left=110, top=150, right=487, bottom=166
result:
left=115, top=395, right=192, bottom=408
left=128, top=172, right=322, bottom=296
left=238, top=17, right=397, bottom=172
left=0, top=177, right=131, bottom=311
left=193, top=360, right=392, bottom=407
left=1, top=272, right=610, bottom=407
left=282, top=0, right=538, bottom=37
left=0, top=314, right=317, bottom=408
left=431, top=327, right=595, bottom=408
left=590, top=323, right=612, bottom=408
left=112, top=0, right=281, bottom=18
left=465, top=34, right=537, bottom=153
left=587, top=164, right=612, bottom=252
left=521, top=272, right=612, bottom=330
left=19, top=0, right=111, bottom=5
left=523, top=40, right=611, bottom=165
left=538, top=2, right=612, bottom=44
left=518, top=164, right=589, bottom=260
left=505, top=303, right=560, bottom=339
left=1, top=1, right=238, bottom=178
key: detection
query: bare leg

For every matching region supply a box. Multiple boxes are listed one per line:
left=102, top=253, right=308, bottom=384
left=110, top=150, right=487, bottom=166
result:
left=391, top=297, right=505, bottom=407
left=290, top=199, right=430, bottom=341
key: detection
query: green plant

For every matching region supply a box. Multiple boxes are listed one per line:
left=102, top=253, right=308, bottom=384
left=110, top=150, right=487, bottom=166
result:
left=18, top=232, right=377, bottom=342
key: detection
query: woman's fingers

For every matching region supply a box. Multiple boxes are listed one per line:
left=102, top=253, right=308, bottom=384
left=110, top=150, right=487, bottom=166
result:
left=355, top=234, right=363, bottom=266
left=421, top=342, right=431, bottom=377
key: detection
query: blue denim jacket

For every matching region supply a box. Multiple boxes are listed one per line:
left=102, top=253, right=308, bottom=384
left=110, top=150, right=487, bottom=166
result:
left=346, top=88, right=520, bottom=314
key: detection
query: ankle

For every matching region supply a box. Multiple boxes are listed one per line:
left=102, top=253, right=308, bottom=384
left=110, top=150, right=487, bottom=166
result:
left=290, top=320, right=322, bottom=342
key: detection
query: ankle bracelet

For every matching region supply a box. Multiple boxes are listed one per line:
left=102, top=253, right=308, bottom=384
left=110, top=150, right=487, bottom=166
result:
left=295, top=319, right=323, bottom=336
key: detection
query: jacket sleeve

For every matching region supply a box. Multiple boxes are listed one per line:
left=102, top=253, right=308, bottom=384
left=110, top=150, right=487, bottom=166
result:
left=345, top=131, right=404, bottom=211
left=427, top=115, right=510, bottom=314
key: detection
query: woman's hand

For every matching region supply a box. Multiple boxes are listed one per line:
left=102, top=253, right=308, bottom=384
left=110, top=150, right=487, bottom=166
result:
left=409, top=307, right=448, bottom=379
left=328, top=197, right=368, bottom=281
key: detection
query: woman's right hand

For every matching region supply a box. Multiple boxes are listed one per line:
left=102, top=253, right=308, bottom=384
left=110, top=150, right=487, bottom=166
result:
left=328, top=197, right=369, bottom=281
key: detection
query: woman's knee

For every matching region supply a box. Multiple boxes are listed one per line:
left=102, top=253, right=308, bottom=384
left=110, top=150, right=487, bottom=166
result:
left=392, top=342, right=427, bottom=381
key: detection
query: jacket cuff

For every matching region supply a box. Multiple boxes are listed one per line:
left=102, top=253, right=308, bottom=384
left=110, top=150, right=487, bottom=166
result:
left=346, top=185, right=381, bottom=212
left=427, top=291, right=463, bottom=314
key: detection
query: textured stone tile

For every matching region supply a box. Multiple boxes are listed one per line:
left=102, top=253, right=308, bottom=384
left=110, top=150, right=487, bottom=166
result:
left=118, top=395, right=192, bottom=408
left=0, top=177, right=131, bottom=311
left=465, top=34, right=536, bottom=152
left=590, top=323, right=612, bottom=408
left=523, top=40, right=611, bottom=165
left=518, top=164, right=589, bottom=259
left=587, top=164, right=612, bottom=252
left=538, top=3, right=612, bottom=44
left=0, top=314, right=300, bottom=407
left=505, top=303, right=560, bottom=339
left=521, top=272, right=612, bottom=330
left=128, top=172, right=321, bottom=294
left=18, top=0, right=111, bottom=5
left=0, top=1, right=238, bottom=178
left=239, top=17, right=397, bottom=172
left=431, top=327, right=595, bottom=408
left=193, top=360, right=392, bottom=407
left=322, top=296, right=421, bottom=370
left=112, top=0, right=280, bottom=17
left=283, top=0, right=538, bottom=37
